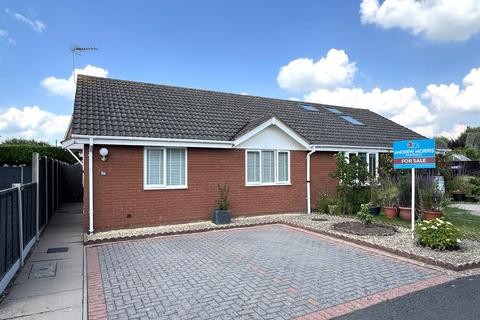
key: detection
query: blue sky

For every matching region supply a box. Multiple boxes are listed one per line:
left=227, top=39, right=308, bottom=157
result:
left=1, top=0, right=480, bottom=143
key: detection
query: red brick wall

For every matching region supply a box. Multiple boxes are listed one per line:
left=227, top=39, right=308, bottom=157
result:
left=310, top=152, right=339, bottom=208
left=83, top=146, right=316, bottom=231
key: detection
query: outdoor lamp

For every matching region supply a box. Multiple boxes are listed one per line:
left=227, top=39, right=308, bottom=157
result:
left=99, top=147, right=109, bottom=161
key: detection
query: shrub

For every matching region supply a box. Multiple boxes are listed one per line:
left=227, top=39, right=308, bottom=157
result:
left=369, top=182, right=382, bottom=207
left=449, top=175, right=472, bottom=194
left=330, top=153, right=369, bottom=215
left=419, top=179, right=449, bottom=212
left=356, top=203, right=372, bottom=226
left=415, top=219, right=461, bottom=250
left=397, top=175, right=411, bottom=207
left=0, top=145, right=76, bottom=165
left=378, top=153, right=394, bottom=179
left=378, top=177, right=399, bottom=207
left=216, top=184, right=230, bottom=210
left=316, top=191, right=330, bottom=213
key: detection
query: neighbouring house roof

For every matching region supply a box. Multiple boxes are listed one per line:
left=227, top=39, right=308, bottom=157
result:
left=451, top=153, right=472, bottom=161
left=69, top=75, right=425, bottom=148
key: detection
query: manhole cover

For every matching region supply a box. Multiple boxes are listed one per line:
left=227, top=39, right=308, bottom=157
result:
left=47, top=247, right=69, bottom=253
left=29, top=261, right=57, bottom=279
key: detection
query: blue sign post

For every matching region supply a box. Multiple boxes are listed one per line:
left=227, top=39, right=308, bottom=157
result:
left=393, top=139, right=436, bottom=238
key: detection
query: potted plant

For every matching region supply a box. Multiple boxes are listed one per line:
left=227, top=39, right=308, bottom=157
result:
left=419, top=180, right=449, bottom=220
left=368, top=184, right=381, bottom=216
left=379, top=177, right=399, bottom=219
left=212, top=184, right=231, bottom=224
left=398, top=175, right=413, bottom=221
left=450, top=176, right=467, bottom=202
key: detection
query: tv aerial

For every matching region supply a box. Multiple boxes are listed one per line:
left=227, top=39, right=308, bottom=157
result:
left=70, top=46, right=98, bottom=83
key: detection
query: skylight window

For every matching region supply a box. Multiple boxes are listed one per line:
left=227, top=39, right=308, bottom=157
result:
left=301, top=104, right=319, bottom=112
left=340, top=115, right=364, bottom=126
left=326, top=107, right=342, bottom=114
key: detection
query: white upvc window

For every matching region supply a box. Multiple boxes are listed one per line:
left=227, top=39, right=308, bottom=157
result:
left=344, top=151, right=378, bottom=176
left=144, top=147, right=187, bottom=189
left=245, top=150, right=290, bottom=186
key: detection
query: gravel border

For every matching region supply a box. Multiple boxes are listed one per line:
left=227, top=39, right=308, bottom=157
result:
left=84, top=213, right=480, bottom=271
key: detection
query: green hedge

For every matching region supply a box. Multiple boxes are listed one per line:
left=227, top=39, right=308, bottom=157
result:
left=0, top=145, right=77, bottom=165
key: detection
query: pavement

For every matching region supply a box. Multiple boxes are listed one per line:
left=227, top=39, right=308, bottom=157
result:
left=87, top=224, right=448, bottom=320
left=336, top=274, right=480, bottom=320
left=450, top=203, right=480, bottom=216
left=0, top=203, right=84, bottom=320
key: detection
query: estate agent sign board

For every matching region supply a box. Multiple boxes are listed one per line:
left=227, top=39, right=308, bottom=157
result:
left=393, top=139, right=436, bottom=169
left=393, top=139, right=436, bottom=238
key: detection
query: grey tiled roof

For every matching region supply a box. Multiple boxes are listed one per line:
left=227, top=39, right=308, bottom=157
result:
left=71, top=75, right=425, bottom=148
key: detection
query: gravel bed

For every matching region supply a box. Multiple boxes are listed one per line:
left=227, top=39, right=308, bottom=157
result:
left=285, top=214, right=480, bottom=270
left=85, top=213, right=480, bottom=270
left=331, top=221, right=397, bottom=236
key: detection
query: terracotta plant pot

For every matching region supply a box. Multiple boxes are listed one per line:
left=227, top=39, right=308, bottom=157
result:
left=399, top=207, right=413, bottom=221
left=423, top=210, right=443, bottom=220
left=383, top=206, right=398, bottom=219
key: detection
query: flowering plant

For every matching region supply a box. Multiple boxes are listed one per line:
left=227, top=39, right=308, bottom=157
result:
left=414, top=218, right=460, bottom=250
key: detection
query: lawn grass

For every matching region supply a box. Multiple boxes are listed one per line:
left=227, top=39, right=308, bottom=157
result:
left=370, top=207, right=480, bottom=241
left=443, top=206, right=480, bottom=241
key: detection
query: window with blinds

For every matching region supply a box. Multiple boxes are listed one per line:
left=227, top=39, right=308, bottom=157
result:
left=145, top=148, right=187, bottom=188
left=247, top=151, right=261, bottom=183
left=277, top=151, right=289, bottom=183
left=246, top=150, right=290, bottom=185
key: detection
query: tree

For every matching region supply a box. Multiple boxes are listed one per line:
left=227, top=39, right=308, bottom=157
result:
left=434, top=136, right=450, bottom=149
left=330, top=153, right=369, bottom=215
left=449, top=126, right=480, bottom=149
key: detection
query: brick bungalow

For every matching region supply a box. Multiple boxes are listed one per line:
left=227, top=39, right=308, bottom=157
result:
left=62, top=75, right=424, bottom=233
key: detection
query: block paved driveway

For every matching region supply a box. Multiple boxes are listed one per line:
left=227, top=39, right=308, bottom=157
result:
left=89, top=225, right=443, bottom=320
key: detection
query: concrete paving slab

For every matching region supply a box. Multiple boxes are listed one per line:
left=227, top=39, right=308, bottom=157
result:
left=0, top=203, right=83, bottom=320
left=450, top=203, right=480, bottom=216
left=14, top=260, right=82, bottom=284
left=7, top=275, right=83, bottom=299
left=0, top=289, right=82, bottom=320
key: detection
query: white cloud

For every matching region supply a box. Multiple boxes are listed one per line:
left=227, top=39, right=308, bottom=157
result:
left=279, top=48, right=479, bottom=139
left=41, top=65, right=109, bottom=99
left=0, top=29, right=15, bottom=45
left=0, top=106, right=70, bottom=144
left=277, top=49, right=357, bottom=92
left=360, top=0, right=480, bottom=42
left=423, top=67, right=480, bottom=113
left=5, top=8, right=46, bottom=33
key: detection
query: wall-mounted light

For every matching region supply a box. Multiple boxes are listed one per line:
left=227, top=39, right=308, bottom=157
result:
left=99, top=147, right=109, bottom=162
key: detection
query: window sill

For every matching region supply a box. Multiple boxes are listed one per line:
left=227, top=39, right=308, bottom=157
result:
left=245, top=183, right=292, bottom=187
left=144, top=185, right=188, bottom=190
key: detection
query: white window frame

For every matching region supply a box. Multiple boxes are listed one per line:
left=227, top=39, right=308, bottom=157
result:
left=144, top=147, right=188, bottom=190
left=344, top=151, right=378, bottom=177
left=245, top=149, right=291, bottom=186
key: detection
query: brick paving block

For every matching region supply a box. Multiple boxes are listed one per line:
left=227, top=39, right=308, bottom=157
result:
left=91, top=225, right=446, bottom=319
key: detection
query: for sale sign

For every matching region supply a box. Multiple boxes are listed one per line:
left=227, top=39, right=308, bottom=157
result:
left=393, top=139, right=436, bottom=169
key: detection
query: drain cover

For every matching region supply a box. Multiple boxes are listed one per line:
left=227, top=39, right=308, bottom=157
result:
left=29, top=261, right=57, bottom=279
left=47, top=247, right=69, bottom=253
